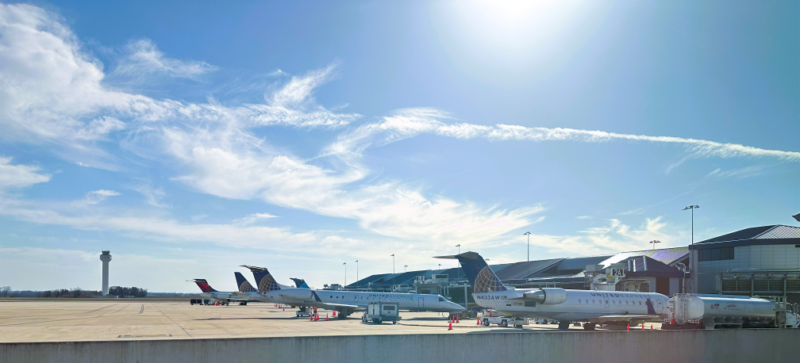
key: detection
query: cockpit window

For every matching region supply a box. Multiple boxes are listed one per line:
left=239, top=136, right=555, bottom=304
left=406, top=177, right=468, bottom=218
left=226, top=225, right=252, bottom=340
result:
left=438, top=297, right=445, bottom=302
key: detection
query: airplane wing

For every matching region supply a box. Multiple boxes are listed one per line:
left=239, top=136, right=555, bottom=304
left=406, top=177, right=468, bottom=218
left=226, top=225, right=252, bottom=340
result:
left=313, top=302, right=363, bottom=311
left=588, top=315, right=663, bottom=324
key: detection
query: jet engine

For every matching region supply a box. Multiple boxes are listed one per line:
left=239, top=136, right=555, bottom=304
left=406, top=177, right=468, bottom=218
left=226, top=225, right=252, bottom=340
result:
left=524, top=288, right=568, bottom=305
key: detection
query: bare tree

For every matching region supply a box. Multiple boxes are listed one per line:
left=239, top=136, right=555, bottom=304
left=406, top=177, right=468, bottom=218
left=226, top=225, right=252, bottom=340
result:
left=0, top=286, right=10, bottom=297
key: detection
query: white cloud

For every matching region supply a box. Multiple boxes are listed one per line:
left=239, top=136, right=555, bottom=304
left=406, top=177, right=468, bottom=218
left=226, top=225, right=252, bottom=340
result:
left=325, top=108, right=800, bottom=163
left=115, top=39, right=217, bottom=79
left=0, top=157, right=51, bottom=190
left=576, top=215, right=593, bottom=220
left=0, top=3, right=359, bottom=165
left=73, top=189, right=119, bottom=206
left=523, top=217, right=677, bottom=256
left=233, top=213, right=277, bottom=226
left=134, top=183, right=170, bottom=208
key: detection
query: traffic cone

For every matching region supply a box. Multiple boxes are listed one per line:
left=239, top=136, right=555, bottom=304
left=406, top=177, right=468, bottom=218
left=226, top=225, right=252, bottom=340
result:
left=309, top=314, right=313, bottom=321
left=333, top=311, right=337, bottom=317
left=476, top=318, right=480, bottom=325
left=626, top=324, right=630, bottom=331
left=316, top=314, right=320, bottom=321
left=641, top=323, right=645, bottom=331
left=448, top=322, right=453, bottom=331
left=456, top=315, right=460, bottom=323
left=670, top=318, right=677, bottom=325
left=650, top=325, right=653, bottom=330
left=325, top=314, right=329, bottom=321
left=282, top=307, right=285, bottom=311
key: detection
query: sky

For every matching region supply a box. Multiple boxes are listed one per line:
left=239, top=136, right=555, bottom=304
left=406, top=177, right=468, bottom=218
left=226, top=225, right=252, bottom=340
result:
left=0, top=0, right=797, bottom=292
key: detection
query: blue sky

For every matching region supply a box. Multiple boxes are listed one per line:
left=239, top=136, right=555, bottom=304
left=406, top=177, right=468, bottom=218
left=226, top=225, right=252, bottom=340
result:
left=0, top=1, right=797, bottom=292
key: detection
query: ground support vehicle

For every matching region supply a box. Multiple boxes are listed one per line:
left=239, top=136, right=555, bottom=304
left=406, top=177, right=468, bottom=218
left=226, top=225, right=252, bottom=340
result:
left=663, top=293, right=800, bottom=330
left=482, top=315, right=529, bottom=328
left=362, top=302, right=401, bottom=324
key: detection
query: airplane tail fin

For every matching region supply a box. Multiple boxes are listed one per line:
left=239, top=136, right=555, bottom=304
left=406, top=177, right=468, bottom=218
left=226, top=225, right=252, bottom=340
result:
left=290, top=278, right=309, bottom=289
left=235, top=272, right=257, bottom=293
left=241, top=265, right=281, bottom=293
left=435, top=252, right=507, bottom=293
left=192, top=279, right=217, bottom=293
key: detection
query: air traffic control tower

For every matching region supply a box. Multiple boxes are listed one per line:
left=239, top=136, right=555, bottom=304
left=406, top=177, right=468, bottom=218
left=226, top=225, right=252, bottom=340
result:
left=100, top=251, right=112, bottom=296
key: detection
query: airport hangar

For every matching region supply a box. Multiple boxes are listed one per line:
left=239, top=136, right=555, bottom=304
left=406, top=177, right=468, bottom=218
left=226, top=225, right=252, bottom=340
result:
left=345, top=224, right=800, bottom=308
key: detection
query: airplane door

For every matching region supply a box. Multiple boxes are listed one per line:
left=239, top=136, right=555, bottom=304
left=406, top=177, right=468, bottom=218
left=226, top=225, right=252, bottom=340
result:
left=418, top=297, right=424, bottom=308
left=605, top=299, right=609, bottom=309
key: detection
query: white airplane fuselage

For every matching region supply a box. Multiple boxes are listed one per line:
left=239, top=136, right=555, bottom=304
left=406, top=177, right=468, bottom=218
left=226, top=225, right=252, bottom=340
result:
left=474, top=288, right=669, bottom=322
left=258, top=288, right=464, bottom=313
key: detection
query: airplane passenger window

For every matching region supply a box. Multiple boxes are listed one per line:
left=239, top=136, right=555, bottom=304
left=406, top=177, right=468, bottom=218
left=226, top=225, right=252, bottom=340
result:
left=638, top=301, right=642, bottom=305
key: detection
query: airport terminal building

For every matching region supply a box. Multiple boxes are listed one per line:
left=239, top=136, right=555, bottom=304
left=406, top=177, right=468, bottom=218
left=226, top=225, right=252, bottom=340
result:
left=691, top=224, right=800, bottom=302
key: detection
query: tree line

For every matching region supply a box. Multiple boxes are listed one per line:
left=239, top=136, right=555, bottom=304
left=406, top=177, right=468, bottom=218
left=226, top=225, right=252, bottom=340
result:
left=107, top=286, right=148, bottom=298
left=0, top=286, right=149, bottom=298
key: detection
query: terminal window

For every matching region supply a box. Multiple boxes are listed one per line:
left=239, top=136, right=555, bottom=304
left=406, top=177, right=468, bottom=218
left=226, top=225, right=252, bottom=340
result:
left=699, top=247, right=734, bottom=261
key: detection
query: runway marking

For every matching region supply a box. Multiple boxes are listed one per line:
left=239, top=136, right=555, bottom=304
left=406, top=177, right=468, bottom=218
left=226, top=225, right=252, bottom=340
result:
left=117, top=334, right=172, bottom=338
left=139, top=305, right=145, bottom=314
left=0, top=304, right=120, bottom=327
left=149, top=303, right=194, bottom=338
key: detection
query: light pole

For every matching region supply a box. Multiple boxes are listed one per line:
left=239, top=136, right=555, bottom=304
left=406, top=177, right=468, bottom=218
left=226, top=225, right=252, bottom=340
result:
left=523, top=232, right=531, bottom=263
left=524, top=231, right=532, bottom=279
left=676, top=262, right=687, bottom=293
left=650, top=240, right=661, bottom=251
left=438, top=263, right=442, bottom=270
left=682, top=205, right=699, bottom=245
left=355, top=260, right=358, bottom=283
left=343, top=262, right=347, bottom=287
left=456, top=244, right=461, bottom=254
left=683, top=205, right=699, bottom=293
left=391, top=254, right=395, bottom=286
left=404, top=265, right=408, bottom=272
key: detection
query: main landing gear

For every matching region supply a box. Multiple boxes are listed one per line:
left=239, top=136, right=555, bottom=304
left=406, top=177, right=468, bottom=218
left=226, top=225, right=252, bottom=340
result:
left=583, top=323, right=596, bottom=331
left=558, top=321, right=571, bottom=330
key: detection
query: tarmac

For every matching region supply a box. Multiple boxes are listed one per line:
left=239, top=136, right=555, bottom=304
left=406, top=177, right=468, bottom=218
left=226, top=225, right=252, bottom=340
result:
left=0, top=300, right=665, bottom=342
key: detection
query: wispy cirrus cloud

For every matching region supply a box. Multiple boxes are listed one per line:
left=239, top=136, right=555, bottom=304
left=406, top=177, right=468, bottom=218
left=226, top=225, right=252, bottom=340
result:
left=114, top=39, right=217, bottom=79
left=326, top=108, right=800, bottom=163
left=72, top=189, right=119, bottom=206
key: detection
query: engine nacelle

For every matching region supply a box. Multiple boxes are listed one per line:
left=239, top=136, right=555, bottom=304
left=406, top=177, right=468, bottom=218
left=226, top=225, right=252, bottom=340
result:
left=524, top=288, right=568, bottom=305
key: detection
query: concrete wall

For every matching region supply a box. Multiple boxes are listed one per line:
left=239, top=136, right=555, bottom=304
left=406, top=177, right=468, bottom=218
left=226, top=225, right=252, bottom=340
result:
left=2, top=330, right=799, bottom=363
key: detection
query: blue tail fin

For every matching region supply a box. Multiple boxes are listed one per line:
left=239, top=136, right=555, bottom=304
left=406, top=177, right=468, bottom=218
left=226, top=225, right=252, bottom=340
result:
left=235, top=272, right=257, bottom=293
left=241, top=265, right=280, bottom=293
left=290, top=278, right=309, bottom=289
left=436, top=252, right=506, bottom=293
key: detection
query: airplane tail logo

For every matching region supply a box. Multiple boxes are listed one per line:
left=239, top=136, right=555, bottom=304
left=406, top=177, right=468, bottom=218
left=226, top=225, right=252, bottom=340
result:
left=436, top=252, right=507, bottom=293
left=290, top=278, right=309, bottom=289
left=193, top=279, right=217, bottom=293
left=235, top=272, right=257, bottom=293
left=241, top=265, right=280, bottom=293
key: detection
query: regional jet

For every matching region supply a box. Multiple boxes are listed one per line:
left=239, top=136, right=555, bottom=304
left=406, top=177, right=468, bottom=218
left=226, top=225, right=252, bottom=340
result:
left=191, top=278, right=251, bottom=305
left=242, top=265, right=465, bottom=319
left=437, top=251, right=669, bottom=330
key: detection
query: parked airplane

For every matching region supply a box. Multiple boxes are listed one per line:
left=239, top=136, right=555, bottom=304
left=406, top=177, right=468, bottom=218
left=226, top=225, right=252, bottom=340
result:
left=191, top=279, right=250, bottom=305
left=242, top=265, right=466, bottom=319
left=437, top=251, right=669, bottom=330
